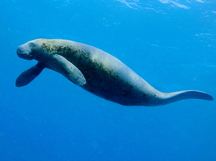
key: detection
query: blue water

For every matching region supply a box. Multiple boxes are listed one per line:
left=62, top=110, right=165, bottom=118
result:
left=1, top=0, right=216, bottom=160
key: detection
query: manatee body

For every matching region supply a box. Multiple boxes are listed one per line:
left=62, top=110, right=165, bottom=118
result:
left=16, top=39, right=213, bottom=106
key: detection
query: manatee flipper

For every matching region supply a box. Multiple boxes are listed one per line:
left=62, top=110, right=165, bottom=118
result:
left=162, top=90, right=213, bottom=104
left=16, top=62, right=45, bottom=87
left=52, top=54, right=86, bottom=86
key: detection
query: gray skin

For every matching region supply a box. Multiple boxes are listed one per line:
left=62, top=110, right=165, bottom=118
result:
left=16, top=39, right=213, bottom=106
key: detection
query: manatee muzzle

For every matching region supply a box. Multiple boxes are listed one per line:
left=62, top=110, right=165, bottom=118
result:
left=17, top=44, right=34, bottom=60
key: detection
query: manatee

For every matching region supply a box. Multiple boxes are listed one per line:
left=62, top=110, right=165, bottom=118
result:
left=16, top=39, right=213, bottom=106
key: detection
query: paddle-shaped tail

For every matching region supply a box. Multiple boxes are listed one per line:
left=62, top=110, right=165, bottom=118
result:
left=160, top=90, right=213, bottom=105
left=16, top=62, right=45, bottom=87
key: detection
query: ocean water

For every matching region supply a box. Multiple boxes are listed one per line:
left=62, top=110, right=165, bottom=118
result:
left=0, top=0, right=216, bottom=160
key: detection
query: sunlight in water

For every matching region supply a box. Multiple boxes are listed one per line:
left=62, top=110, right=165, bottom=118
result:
left=115, top=0, right=141, bottom=9
left=117, top=0, right=208, bottom=10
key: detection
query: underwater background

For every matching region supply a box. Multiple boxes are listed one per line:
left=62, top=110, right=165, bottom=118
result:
left=0, top=0, right=216, bottom=160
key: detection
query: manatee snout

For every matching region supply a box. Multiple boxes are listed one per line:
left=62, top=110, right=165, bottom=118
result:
left=17, top=43, right=34, bottom=60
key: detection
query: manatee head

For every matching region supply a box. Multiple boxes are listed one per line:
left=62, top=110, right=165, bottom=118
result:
left=17, top=41, right=39, bottom=60
left=16, top=40, right=46, bottom=87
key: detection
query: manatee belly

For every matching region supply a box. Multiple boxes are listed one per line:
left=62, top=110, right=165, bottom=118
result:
left=79, top=60, right=152, bottom=106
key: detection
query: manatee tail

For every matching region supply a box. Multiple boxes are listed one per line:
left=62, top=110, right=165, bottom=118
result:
left=16, top=62, right=45, bottom=87
left=161, top=90, right=213, bottom=105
